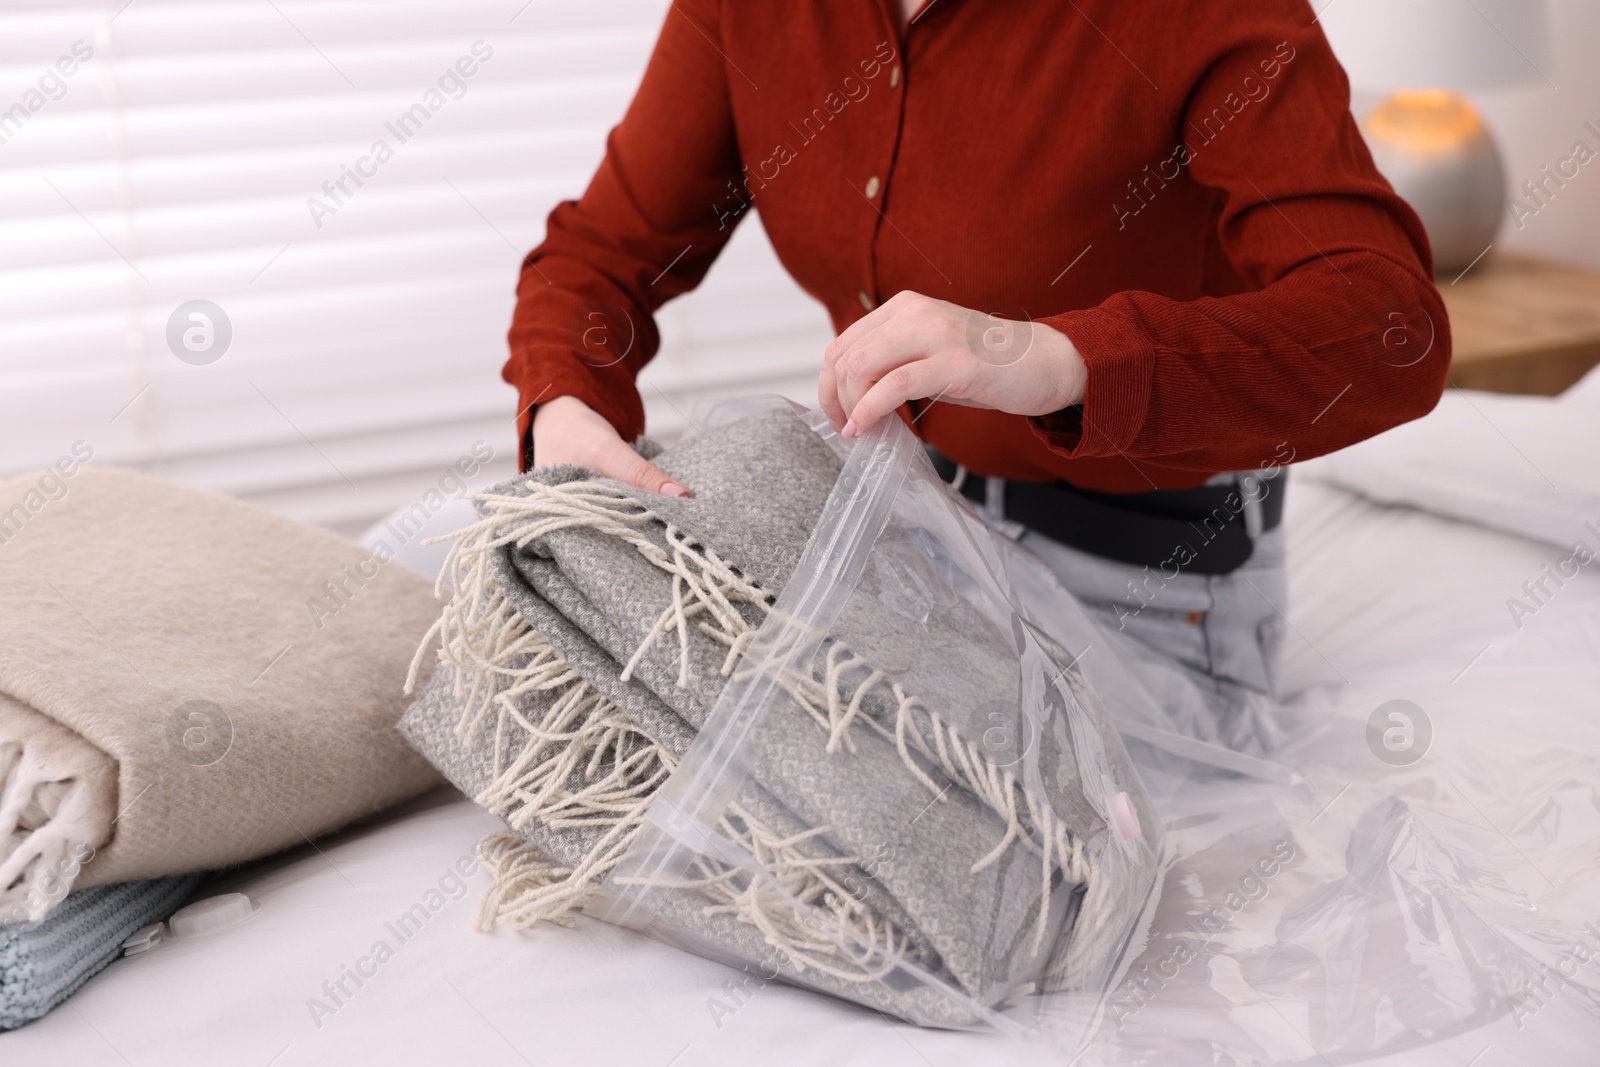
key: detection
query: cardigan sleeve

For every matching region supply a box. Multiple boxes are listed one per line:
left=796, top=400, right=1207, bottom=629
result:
left=502, top=0, right=745, bottom=469
left=1030, top=13, right=1451, bottom=474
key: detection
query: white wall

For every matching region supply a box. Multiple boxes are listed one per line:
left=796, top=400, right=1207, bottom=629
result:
left=1473, top=0, right=1600, bottom=271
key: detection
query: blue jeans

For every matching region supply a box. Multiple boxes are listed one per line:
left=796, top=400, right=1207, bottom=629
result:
left=977, top=476, right=1289, bottom=755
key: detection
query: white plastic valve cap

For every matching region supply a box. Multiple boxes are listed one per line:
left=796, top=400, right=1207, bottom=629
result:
left=121, top=923, right=166, bottom=955
left=167, top=893, right=255, bottom=938
left=1109, top=791, right=1142, bottom=840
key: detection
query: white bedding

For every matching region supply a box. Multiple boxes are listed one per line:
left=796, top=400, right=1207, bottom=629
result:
left=6, top=462, right=1600, bottom=1065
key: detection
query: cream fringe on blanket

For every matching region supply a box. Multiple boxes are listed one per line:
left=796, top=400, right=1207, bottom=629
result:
left=408, top=477, right=1100, bottom=985
left=0, top=694, right=115, bottom=923
left=0, top=468, right=444, bottom=920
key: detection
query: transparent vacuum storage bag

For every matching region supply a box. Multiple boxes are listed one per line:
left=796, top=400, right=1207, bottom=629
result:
left=404, top=393, right=1600, bottom=1060
left=587, top=403, right=1162, bottom=1034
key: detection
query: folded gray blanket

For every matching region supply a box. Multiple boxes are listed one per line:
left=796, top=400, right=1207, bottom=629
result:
left=1, top=874, right=200, bottom=1029
left=401, top=406, right=1151, bottom=1026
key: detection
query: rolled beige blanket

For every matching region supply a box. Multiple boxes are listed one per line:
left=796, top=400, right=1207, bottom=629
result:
left=0, top=466, right=442, bottom=920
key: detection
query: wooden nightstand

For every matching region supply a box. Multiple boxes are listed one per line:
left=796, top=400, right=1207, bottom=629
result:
left=1440, top=253, right=1600, bottom=395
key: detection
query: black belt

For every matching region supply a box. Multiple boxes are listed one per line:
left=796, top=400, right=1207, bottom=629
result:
left=929, top=450, right=1286, bottom=576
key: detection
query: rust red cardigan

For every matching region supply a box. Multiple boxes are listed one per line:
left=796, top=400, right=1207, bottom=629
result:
left=503, top=0, right=1450, bottom=491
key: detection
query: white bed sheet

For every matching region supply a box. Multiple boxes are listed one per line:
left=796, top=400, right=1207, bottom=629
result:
left=5, top=477, right=1599, bottom=1066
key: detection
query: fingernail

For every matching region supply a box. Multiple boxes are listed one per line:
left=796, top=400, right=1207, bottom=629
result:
left=841, top=418, right=857, bottom=438
left=660, top=481, right=690, bottom=498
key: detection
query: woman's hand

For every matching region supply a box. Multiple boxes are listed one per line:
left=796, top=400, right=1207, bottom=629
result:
left=818, top=291, right=1087, bottom=438
left=530, top=394, right=689, bottom=496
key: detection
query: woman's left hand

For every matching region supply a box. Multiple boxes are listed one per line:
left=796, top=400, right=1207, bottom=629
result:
left=818, top=291, right=1088, bottom=438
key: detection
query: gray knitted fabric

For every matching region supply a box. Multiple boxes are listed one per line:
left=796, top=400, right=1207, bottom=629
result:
left=399, top=407, right=1144, bottom=1027
left=1, top=875, right=201, bottom=1029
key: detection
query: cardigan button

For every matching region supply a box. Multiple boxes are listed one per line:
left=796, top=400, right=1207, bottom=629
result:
left=858, top=290, right=875, bottom=311
left=889, top=64, right=901, bottom=88
left=864, top=175, right=881, bottom=199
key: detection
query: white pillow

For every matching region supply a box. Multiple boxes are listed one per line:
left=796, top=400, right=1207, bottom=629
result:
left=1298, top=370, right=1600, bottom=554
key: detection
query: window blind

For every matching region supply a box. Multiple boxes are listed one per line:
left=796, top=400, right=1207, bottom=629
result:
left=0, top=0, right=832, bottom=534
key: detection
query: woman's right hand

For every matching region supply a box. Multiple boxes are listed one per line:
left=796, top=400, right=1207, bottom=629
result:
left=530, top=394, right=690, bottom=497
